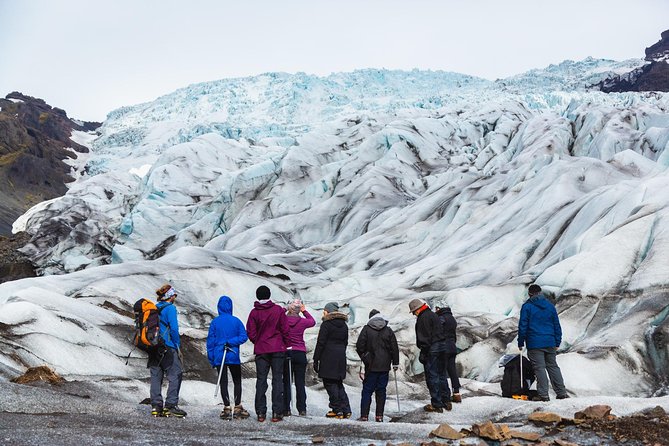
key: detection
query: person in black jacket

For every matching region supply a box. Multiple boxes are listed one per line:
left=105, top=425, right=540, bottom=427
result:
left=409, top=298, right=451, bottom=412
left=313, top=302, right=351, bottom=419
left=355, top=309, right=399, bottom=422
left=435, top=306, right=461, bottom=403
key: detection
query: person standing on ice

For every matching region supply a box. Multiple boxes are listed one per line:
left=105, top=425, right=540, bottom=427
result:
left=355, top=309, right=399, bottom=422
left=149, top=284, right=187, bottom=418
left=435, top=306, right=461, bottom=404
left=517, top=284, right=569, bottom=402
left=409, top=298, right=451, bottom=412
left=246, top=285, right=290, bottom=422
left=207, top=295, right=250, bottom=419
left=282, top=298, right=316, bottom=417
left=313, top=302, right=352, bottom=419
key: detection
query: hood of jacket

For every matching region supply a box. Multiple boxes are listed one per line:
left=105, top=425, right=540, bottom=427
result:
left=253, top=299, right=276, bottom=310
left=287, top=313, right=303, bottom=327
left=323, top=311, right=348, bottom=322
left=217, top=295, right=233, bottom=316
left=528, top=294, right=550, bottom=310
left=367, top=314, right=388, bottom=330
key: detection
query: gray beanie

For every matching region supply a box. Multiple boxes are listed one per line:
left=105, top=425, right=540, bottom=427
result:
left=324, top=302, right=339, bottom=313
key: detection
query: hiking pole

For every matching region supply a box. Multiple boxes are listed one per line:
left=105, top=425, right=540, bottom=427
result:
left=519, top=347, right=524, bottom=395
left=214, top=345, right=229, bottom=399
left=393, top=367, right=401, bottom=412
left=287, top=347, right=293, bottom=414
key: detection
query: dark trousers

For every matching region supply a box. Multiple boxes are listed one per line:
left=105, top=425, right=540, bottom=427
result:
left=323, top=378, right=351, bottom=414
left=445, top=353, right=460, bottom=393
left=255, top=352, right=285, bottom=416
left=149, top=347, right=183, bottom=408
left=360, top=371, right=389, bottom=417
left=427, top=347, right=450, bottom=408
left=282, top=350, right=307, bottom=413
left=216, top=364, right=242, bottom=406
left=528, top=347, right=567, bottom=398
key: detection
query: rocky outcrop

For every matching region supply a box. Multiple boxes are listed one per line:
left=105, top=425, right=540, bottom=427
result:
left=596, top=30, right=669, bottom=92
left=0, top=92, right=100, bottom=235
left=0, top=232, right=36, bottom=284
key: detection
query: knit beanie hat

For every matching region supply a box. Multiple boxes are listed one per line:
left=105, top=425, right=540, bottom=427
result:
left=256, top=285, right=271, bottom=300
left=369, top=309, right=380, bottom=319
left=324, top=302, right=339, bottom=313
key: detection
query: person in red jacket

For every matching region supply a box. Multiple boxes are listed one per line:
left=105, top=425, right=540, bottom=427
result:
left=246, top=285, right=289, bottom=422
left=282, top=298, right=315, bottom=416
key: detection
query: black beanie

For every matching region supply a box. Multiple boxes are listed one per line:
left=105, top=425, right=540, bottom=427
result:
left=256, top=285, right=271, bottom=300
left=528, top=284, right=542, bottom=296
left=369, top=309, right=380, bottom=319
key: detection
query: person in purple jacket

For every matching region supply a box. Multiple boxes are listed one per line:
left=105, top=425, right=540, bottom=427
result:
left=246, top=285, right=289, bottom=422
left=282, top=299, right=316, bottom=417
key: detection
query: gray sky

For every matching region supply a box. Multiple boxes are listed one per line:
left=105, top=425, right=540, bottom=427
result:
left=1, top=0, right=667, bottom=121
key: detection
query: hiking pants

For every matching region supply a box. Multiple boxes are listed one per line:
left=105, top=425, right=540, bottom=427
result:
left=255, top=352, right=285, bottom=416
left=283, top=350, right=307, bottom=414
left=445, top=353, right=460, bottom=394
left=150, top=347, right=183, bottom=408
left=323, top=378, right=351, bottom=414
left=360, top=371, right=389, bottom=417
left=426, top=342, right=450, bottom=408
left=527, top=347, right=566, bottom=399
left=216, top=364, right=242, bottom=406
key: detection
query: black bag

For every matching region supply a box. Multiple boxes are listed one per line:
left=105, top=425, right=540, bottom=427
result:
left=500, top=354, right=535, bottom=398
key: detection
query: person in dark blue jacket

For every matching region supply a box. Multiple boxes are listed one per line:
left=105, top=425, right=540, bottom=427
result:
left=150, top=284, right=186, bottom=418
left=518, top=284, right=568, bottom=401
left=207, top=295, right=249, bottom=418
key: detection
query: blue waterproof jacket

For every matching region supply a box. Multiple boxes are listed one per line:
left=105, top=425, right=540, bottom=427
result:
left=518, top=293, right=562, bottom=349
left=157, top=301, right=180, bottom=350
left=206, top=296, right=248, bottom=366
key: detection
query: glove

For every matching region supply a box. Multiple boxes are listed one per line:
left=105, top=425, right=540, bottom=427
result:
left=418, top=349, right=428, bottom=365
left=313, top=362, right=319, bottom=374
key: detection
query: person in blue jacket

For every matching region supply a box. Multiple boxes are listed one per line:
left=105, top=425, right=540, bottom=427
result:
left=150, top=284, right=186, bottom=417
left=207, top=295, right=249, bottom=418
left=518, top=284, right=568, bottom=401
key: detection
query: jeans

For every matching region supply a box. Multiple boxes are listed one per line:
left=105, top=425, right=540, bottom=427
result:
left=323, top=378, right=351, bottom=414
left=149, top=347, right=183, bottom=408
left=360, top=371, right=389, bottom=417
left=445, top=353, right=460, bottom=394
left=255, top=352, right=285, bottom=416
left=527, top=347, right=567, bottom=398
left=283, top=350, right=307, bottom=414
left=216, top=364, right=242, bottom=406
left=426, top=342, right=450, bottom=408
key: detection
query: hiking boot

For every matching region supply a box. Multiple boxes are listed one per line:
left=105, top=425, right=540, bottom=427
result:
left=452, top=393, right=462, bottom=403
left=298, top=411, right=307, bottom=416
left=357, top=416, right=368, bottom=421
left=271, top=413, right=283, bottom=422
left=531, top=395, right=550, bottom=402
left=375, top=415, right=383, bottom=422
left=557, top=394, right=570, bottom=400
left=423, top=404, right=443, bottom=413
left=284, top=410, right=292, bottom=417
left=233, top=404, right=250, bottom=419
left=334, top=412, right=345, bottom=419
left=163, top=406, right=187, bottom=418
left=445, top=402, right=453, bottom=411
left=343, top=412, right=352, bottom=419
left=257, top=414, right=266, bottom=422
left=151, top=406, right=163, bottom=417
left=325, top=410, right=338, bottom=418
left=220, top=406, right=232, bottom=419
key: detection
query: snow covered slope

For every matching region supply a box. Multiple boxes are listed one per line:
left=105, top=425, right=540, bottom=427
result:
left=4, top=59, right=669, bottom=397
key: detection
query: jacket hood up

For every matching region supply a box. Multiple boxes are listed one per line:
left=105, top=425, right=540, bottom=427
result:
left=529, top=294, right=550, bottom=310
left=217, top=295, right=233, bottom=315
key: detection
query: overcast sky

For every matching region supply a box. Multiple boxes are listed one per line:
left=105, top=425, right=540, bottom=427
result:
left=1, top=0, right=667, bottom=121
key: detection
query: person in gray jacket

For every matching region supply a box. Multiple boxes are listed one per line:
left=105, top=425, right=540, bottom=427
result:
left=355, top=309, right=399, bottom=422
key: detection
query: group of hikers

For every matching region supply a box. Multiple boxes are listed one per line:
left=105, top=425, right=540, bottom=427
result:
left=147, top=282, right=567, bottom=420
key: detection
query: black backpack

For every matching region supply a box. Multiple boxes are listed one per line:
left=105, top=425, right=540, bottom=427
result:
left=500, top=354, right=535, bottom=398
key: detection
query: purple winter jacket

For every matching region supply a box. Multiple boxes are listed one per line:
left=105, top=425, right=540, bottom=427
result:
left=246, top=300, right=289, bottom=354
left=285, top=310, right=316, bottom=352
